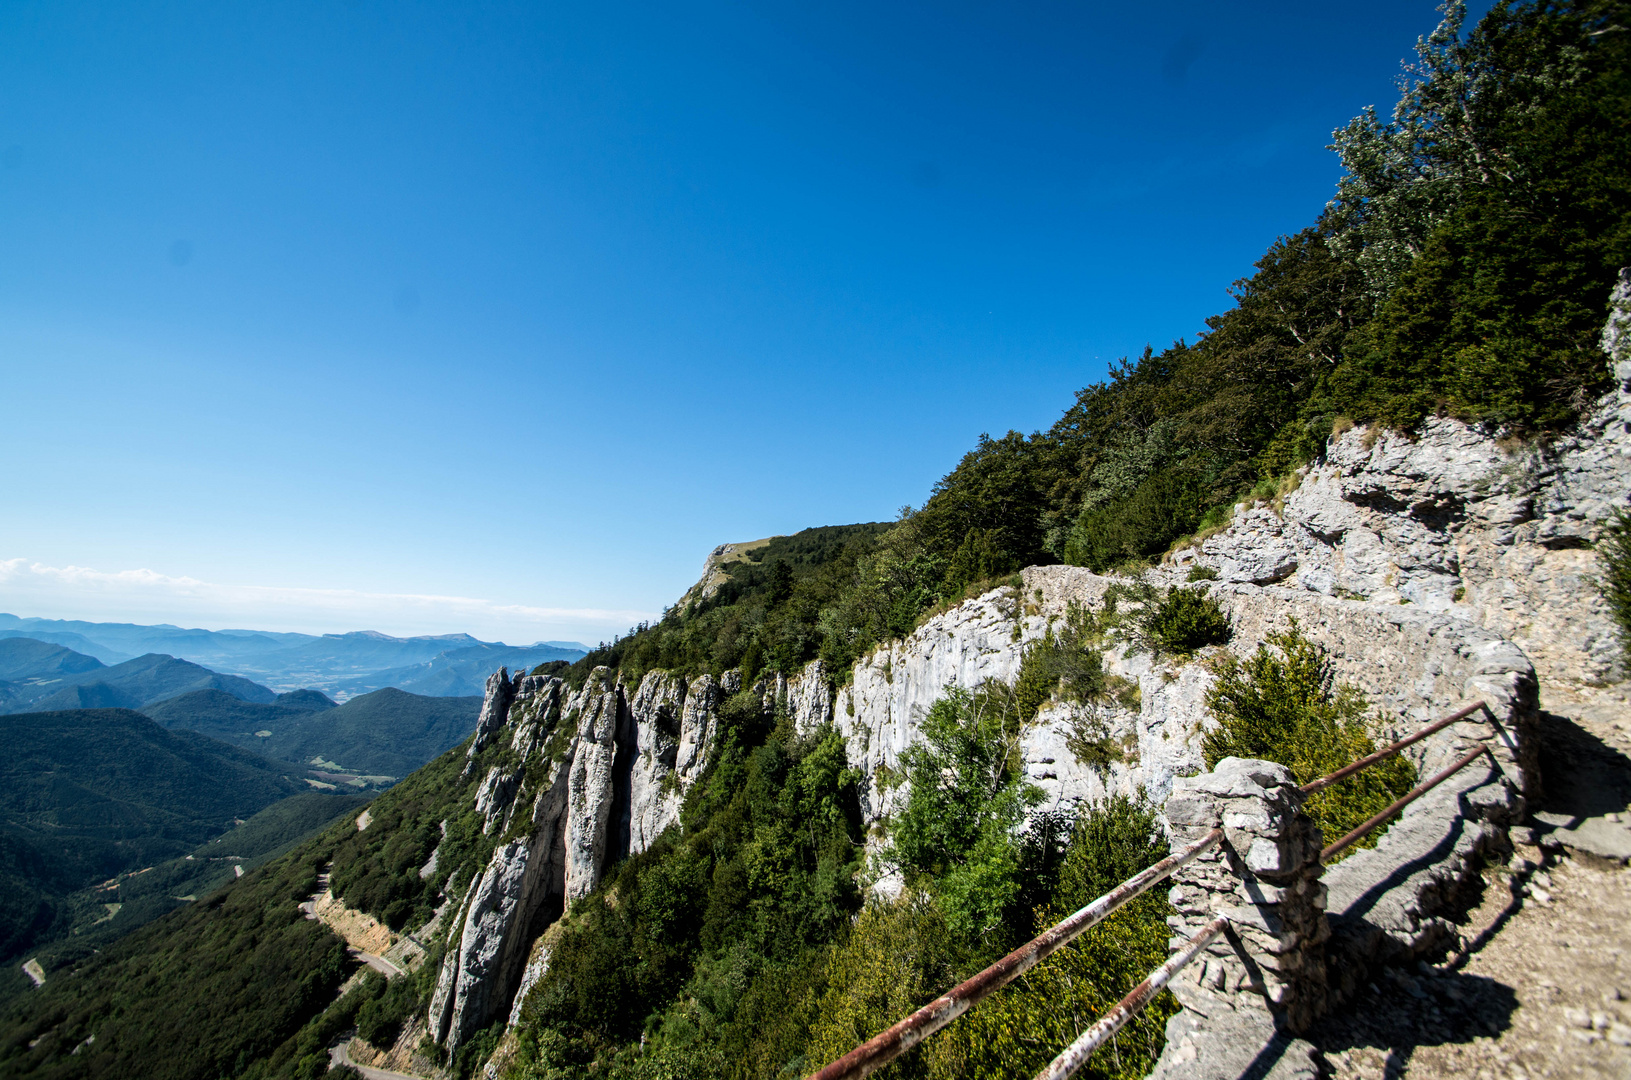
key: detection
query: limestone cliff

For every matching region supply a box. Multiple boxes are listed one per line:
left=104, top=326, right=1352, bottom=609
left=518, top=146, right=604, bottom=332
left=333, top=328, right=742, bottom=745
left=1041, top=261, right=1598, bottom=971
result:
left=1185, top=332, right=1631, bottom=727
left=428, top=284, right=1629, bottom=1063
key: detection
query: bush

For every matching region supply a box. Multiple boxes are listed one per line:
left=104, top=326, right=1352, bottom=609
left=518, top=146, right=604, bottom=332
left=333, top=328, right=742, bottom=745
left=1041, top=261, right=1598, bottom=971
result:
left=1013, top=603, right=1109, bottom=723
left=355, top=970, right=420, bottom=1049
left=888, top=685, right=1042, bottom=943
left=1102, top=580, right=1231, bottom=660
left=1203, top=627, right=1415, bottom=855
left=933, top=796, right=1176, bottom=1080
left=1145, top=588, right=1231, bottom=656
left=800, top=894, right=959, bottom=1080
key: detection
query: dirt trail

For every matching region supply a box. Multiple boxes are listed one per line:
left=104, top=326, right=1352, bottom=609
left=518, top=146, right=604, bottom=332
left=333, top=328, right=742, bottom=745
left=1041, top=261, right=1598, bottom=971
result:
left=1313, top=707, right=1631, bottom=1079
left=330, top=1039, right=425, bottom=1080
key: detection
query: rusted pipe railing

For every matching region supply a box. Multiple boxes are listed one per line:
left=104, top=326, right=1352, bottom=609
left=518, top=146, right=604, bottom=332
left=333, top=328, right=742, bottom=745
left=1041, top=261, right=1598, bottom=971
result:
left=1300, top=700, right=1486, bottom=795
left=1321, top=744, right=1492, bottom=860
left=1032, top=915, right=1230, bottom=1080
left=803, top=828, right=1225, bottom=1080
left=812, top=700, right=1500, bottom=1080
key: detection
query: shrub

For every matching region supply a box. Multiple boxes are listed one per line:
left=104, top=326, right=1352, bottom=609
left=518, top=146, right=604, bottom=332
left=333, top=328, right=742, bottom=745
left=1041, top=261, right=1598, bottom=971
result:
left=933, top=796, right=1176, bottom=1080
left=800, top=894, right=959, bottom=1080
left=1203, top=627, right=1415, bottom=855
left=1013, top=603, right=1109, bottom=723
left=1146, top=588, right=1231, bottom=656
left=888, top=685, right=1042, bottom=942
left=1104, top=580, right=1231, bottom=660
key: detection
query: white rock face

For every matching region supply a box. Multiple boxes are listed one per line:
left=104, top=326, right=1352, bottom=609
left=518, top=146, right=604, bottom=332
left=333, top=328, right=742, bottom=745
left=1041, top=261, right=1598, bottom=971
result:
left=1602, top=266, right=1631, bottom=380
left=786, top=659, right=835, bottom=732
left=1186, top=373, right=1631, bottom=722
left=626, top=670, right=686, bottom=856
left=674, top=673, right=719, bottom=781
left=564, top=672, right=624, bottom=900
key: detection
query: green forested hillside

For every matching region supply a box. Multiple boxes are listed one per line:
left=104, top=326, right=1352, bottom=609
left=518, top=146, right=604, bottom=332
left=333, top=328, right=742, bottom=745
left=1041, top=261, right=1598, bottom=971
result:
left=0, top=727, right=516, bottom=1080
left=147, top=687, right=481, bottom=781
left=0, top=791, right=370, bottom=1002
left=0, top=834, right=354, bottom=1080
left=0, top=709, right=305, bottom=966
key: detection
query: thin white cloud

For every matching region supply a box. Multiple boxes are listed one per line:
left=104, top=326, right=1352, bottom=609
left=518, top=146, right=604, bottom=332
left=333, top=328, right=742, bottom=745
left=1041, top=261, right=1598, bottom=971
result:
left=0, top=558, right=653, bottom=644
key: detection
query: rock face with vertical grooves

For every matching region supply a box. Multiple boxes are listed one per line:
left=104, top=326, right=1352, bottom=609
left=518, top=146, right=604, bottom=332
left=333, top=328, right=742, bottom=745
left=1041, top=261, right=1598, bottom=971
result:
left=563, top=670, right=625, bottom=900
left=627, top=670, right=685, bottom=856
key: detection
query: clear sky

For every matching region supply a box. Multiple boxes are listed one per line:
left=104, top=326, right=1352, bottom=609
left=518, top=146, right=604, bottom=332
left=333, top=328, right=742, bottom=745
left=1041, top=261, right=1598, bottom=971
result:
left=2, top=0, right=1459, bottom=645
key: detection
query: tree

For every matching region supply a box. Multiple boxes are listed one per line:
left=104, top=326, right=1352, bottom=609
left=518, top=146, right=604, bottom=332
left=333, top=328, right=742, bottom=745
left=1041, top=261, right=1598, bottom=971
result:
left=887, top=685, right=1042, bottom=942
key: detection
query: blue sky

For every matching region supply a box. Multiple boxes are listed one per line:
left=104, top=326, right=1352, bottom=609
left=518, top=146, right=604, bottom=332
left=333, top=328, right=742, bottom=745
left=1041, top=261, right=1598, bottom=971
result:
left=2, top=0, right=1459, bottom=644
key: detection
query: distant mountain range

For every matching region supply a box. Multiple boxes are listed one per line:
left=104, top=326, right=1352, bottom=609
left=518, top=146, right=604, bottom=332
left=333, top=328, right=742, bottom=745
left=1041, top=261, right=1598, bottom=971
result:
left=0, top=613, right=586, bottom=696
left=0, top=636, right=487, bottom=781
left=0, top=640, right=278, bottom=715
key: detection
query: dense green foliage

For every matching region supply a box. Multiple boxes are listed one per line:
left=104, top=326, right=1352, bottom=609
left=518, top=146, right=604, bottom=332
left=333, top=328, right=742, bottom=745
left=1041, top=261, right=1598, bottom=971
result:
left=0, top=837, right=351, bottom=1080
left=2, top=791, right=369, bottom=1001
left=1600, top=508, right=1631, bottom=670
left=1202, top=627, right=1416, bottom=854
left=1328, top=1, right=1631, bottom=428
left=147, top=686, right=482, bottom=781
left=934, top=797, right=1176, bottom=1080
left=0, top=708, right=306, bottom=966
left=887, top=686, right=1043, bottom=942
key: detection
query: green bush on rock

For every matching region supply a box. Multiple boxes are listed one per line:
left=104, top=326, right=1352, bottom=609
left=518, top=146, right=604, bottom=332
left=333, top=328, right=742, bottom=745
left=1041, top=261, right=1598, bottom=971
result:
left=1203, top=627, right=1415, bottom=856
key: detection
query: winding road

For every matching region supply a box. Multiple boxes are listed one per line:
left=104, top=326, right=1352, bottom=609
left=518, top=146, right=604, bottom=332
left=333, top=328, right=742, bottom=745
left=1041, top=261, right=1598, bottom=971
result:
left=329, top=1039, right=425, bottom=1080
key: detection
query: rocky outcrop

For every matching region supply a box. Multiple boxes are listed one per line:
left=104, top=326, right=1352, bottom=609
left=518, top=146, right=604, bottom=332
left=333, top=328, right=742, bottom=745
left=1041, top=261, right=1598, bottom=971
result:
left=1181, top=340, right=1631, bottom=725
left=430, top=674, right=576, bottom=1056
left=627, top=670, right=686, bottom=855
left=429, top=664, right=734, bottom=1053
left=563, top=670, right=626, bottom=899
left=468, top=668, right=520, bottom=761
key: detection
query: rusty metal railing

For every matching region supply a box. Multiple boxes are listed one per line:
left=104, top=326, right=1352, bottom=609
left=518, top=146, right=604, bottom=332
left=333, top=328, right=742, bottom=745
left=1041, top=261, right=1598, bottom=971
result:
left=1300, top=700, right=1487, bottom=795
left=1319, top=743, right=1491, bottom=860
left=809, top=699, right=1497, bottom=1080
left=1033, top=916, right=1230, bottom=1080
left=804, top=827, right=1225, bottom=1080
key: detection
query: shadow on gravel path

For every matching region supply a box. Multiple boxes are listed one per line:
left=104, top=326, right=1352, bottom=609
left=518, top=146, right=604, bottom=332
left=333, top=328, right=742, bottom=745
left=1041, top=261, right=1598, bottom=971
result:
left=1308, top=707, right=1631, bottom=1080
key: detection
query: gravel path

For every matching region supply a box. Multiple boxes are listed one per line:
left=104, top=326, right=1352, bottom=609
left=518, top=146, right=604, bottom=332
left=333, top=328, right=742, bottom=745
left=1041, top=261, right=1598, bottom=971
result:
left=1314, top=706, right=1631, bottom=1080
